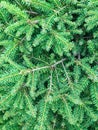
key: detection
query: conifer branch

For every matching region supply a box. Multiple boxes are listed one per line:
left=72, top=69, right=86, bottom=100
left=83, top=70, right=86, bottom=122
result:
left=39, top=70, right=53, bottom=130
left=0, top=0, right=97, bottom=129
left=61, top=62, right=74, bottom=91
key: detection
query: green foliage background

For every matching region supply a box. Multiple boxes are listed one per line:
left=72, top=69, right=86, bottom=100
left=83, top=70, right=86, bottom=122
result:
left=0, top=0, right=98, bottom=130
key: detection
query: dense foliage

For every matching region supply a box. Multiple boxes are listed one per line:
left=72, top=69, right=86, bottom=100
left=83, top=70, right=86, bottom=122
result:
left=0, top=0, right=98, bottom=130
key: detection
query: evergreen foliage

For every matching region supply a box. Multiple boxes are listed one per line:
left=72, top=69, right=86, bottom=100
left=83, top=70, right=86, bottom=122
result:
left=0, top=0, right=98, bottom=130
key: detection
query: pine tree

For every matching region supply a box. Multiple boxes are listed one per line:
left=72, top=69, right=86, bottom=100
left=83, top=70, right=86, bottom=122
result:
left=0, top=0, right=98, bottom=130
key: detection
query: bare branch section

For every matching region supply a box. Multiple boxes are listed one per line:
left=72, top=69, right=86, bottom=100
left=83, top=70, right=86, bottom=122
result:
left=20, top=58, right=66, bottom=74
left=51, top=58, right=66, bottom=68
left=27, top=19, right=39, bottom=25
left=31, top=58, right=66, bottom=72
left=25, top=10, right=38, bottom=15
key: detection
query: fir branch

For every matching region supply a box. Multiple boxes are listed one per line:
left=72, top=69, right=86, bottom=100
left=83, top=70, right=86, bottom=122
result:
left=0, top=0, right=98, bottom=129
